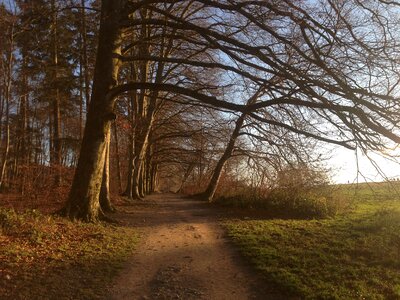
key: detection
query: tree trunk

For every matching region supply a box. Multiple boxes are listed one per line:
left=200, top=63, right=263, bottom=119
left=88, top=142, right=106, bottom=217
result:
left=79, top=45, right=84, bottom=140
left=19, top=59, right=28, bottom=194
left=203, top=113, right=246, bottom=202
left=63, top=0, right=123, bottom=221
left=146, top=152, right=151, bottom=194
left=0, top=86, right=10, bottom=191
left=113, top=120, right=122, bottom=194
left=123, top=133, right=135, bottom=198
left=203, top=88, right=263, bottom=202
left=100, top=129, right=114, bottom=212
left=131, top=91, right=164, bottom=199
left=0, top=24, right=13, bottom=191
left=150, top=163, right=158, bottom=193
left=139, top=160, right=145, bottom=197
left=177, top=163, right=195, bottom=193
left=132, top=115, right=154, bottom=198
left=20, top=94, right=27, bottom=157
left=131, top=10, right=151, bottom=199
left=51, top=0, right=62, bottom=186
left=123, top=62, right=137, bottom=198
left=130, top=16, right=171, bottom=200
left=81, top=0, right=91, bottom=110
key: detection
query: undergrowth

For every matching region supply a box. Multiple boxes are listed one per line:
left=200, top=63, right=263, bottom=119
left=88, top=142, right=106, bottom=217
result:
left=0, top=208, right=138, bottom=299
left=215, top=165, right=346, bottom=218
left=215, top=185, right=347, bottom=218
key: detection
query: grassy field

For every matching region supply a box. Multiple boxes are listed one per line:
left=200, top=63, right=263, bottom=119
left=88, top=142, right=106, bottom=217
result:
left=223, top=182, right=400, bottom=299
left=0, top=208, right=138, bottom=299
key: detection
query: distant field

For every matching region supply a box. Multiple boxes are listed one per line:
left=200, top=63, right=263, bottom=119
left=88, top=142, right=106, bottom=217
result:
left=223, top=182, right=400, bottom=299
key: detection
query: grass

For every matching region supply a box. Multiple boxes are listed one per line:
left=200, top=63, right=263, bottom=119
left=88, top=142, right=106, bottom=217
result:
left=223, top=181, right=400, bottom=299
left=0, top=208, right=138, bottom=299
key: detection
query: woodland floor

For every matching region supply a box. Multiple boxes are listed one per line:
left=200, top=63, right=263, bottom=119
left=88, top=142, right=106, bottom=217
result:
left=109, top=193, right=284, bottom=300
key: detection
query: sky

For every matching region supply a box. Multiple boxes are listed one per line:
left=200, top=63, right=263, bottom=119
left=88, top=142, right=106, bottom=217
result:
left=328, top=146, right=400, bottom=184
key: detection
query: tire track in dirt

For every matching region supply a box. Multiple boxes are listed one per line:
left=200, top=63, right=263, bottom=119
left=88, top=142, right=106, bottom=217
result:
left=109, top=194, right=283, bottom=300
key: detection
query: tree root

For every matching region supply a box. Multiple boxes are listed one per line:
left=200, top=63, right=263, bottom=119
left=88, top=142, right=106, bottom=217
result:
left=98, top=208, right=120, bottom=224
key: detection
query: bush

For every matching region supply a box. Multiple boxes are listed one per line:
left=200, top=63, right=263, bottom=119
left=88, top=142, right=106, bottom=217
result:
left=215, top=188, right=344, bottom=218
left=0, top=208, right=20, bottom=235
left=267, top=188, right=339, bottom=218
left=215, top=164, right=347, bottom=218
left=216, top=194, right=264, bottom=209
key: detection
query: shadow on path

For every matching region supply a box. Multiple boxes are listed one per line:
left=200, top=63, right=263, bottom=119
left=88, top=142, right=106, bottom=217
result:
left=109, top=193, right=286, bottom=300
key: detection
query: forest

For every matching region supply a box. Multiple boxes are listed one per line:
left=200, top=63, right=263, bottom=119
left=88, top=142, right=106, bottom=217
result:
left=3, top=0, right=400, bottom=299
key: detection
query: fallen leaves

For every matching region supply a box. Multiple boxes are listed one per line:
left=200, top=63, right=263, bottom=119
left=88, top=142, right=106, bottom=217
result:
left=0, top=208, right=138, bottom=299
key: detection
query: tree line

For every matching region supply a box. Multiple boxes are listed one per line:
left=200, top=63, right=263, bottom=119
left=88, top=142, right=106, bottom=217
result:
left=1, top=0, right=400, bottom=221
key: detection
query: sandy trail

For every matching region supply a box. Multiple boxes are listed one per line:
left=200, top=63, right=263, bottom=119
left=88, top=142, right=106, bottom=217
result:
left=109, top=194, right=279, bottom=300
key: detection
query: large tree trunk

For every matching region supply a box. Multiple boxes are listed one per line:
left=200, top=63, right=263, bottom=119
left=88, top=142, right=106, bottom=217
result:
left=63, top=0, right=123, bottom=221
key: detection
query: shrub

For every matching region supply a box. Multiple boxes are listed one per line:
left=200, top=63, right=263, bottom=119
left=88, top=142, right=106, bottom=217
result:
left=267, top=188, right=339, bottom=218
left=0, top=208, right=20, bottom=235
left=215, top=164, right=347, bottom=218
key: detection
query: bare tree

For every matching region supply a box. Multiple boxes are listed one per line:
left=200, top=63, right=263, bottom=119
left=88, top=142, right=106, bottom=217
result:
left=62, top=0, right=400, bottom=220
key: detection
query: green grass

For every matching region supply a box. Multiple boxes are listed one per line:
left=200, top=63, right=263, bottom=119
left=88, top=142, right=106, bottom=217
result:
left=0, top=208, right=138, bottom=299
left=223, top=182, right=400, bottom=299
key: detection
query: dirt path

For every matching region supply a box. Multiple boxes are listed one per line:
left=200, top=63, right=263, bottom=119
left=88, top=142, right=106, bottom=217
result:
left=109, top=194, right=280, bottom=300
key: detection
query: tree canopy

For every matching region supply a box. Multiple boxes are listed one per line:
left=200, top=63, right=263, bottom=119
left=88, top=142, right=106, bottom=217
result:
left=2, top=0, right=400, bottom=220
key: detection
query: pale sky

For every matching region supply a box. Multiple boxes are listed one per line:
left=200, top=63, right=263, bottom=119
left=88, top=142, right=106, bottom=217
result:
left=328, top=146, right=400, bottom=184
